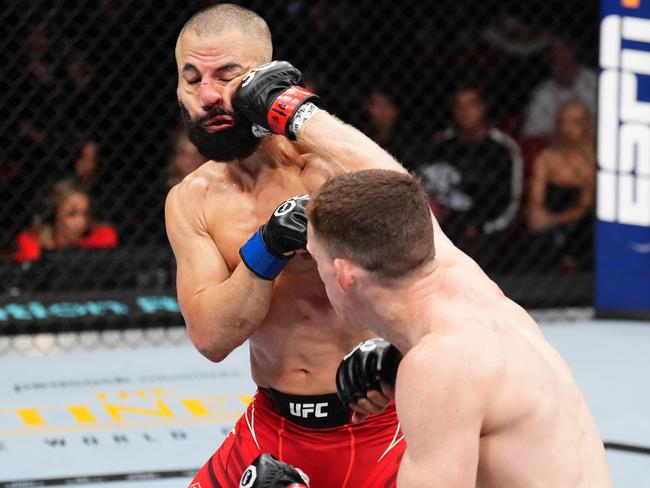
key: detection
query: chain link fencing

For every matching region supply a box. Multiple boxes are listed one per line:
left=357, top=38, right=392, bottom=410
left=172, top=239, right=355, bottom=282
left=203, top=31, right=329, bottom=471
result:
left=0, top=0, right=599, bottom=346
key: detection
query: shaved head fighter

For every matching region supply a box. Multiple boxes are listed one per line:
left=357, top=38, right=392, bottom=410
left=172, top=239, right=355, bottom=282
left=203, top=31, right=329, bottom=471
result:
left=167, top=4, right=411, bottom=487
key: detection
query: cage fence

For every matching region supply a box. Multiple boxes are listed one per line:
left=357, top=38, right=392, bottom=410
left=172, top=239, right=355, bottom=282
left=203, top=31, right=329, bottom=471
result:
left=0, top=0, right=600, bottom=351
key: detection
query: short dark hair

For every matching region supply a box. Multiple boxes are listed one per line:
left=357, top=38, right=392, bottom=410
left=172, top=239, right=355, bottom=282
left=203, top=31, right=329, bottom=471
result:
left=309, top=170, right=435, bottom=280
left=453, top=83, right=486, bottom=104
left=179, top=4, right=271, bottom=44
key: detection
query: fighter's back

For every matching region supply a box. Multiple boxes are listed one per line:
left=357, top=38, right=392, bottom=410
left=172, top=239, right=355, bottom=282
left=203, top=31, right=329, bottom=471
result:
left=431, top=254, right=612, bottom=487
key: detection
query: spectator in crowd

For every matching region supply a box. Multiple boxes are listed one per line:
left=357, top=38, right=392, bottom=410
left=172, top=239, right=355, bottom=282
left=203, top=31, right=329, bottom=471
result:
left=416, top=85, right=523, bottom=270
left=120, top=128, right=204, bottom=245
left=14, top=22, right=60, bottom=163
left=16, top=22, right=91, bottom=152
left=69, top=135, right=117, bottom=223
left=527, top=99, right=595, bottom=271
left=166, top=129, right=205, bottom=189
left=522, top=39, right=597, bottom=138
left=0, top=158, right=27, bottom=258
left=73, top=138, right=100, bottom=189
left=14, top=178, right=118, bottom=262
left=360, top=88, right=415, bottom=168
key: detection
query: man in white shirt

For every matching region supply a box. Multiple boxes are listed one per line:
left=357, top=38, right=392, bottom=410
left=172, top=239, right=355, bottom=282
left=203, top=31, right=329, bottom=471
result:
left=523, top=40, right=597, bottom=138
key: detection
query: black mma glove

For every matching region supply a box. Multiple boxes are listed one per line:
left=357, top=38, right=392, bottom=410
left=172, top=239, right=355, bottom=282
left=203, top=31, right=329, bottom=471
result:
left=336, top=338, right=403, bottom=407
left=233, top=61, right=320, bottom=140
left=239, top=454, right=310, bottom=488
left=239, top=195, right=309, bottom=280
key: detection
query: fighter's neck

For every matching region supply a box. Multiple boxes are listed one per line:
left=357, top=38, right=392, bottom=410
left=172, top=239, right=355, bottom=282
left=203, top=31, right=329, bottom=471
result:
left=358, top=260, right=448, bottom=352
left=225, top=137, right=301, bottom=189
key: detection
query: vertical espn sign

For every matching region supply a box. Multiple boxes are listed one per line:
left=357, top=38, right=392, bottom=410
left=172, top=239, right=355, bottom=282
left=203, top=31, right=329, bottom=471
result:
left=597, top=0, right=650, bottom=317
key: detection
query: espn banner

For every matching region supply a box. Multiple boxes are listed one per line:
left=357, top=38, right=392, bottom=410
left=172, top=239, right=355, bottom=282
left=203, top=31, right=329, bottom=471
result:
left=597, top=0, right=650, bottom=318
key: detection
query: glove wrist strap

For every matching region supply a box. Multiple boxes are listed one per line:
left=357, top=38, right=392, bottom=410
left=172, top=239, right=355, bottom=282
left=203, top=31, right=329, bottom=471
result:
left=267, top=86, right=317, bottom=139
left=239, top=230, right=292, bottom=280
left=290, top=102, right=320, bottom=140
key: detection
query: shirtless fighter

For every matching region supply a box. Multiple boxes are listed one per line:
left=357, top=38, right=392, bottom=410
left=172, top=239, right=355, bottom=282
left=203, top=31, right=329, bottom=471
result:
left=302, top=169, right=613, bottom=487
left=165, top=4, right=407, bottom=487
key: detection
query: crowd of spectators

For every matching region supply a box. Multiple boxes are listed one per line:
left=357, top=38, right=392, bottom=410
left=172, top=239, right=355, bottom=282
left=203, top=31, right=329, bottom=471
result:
left=415, top=85, right=523, bottom=271
left=0, top=0, right=598, bottom=287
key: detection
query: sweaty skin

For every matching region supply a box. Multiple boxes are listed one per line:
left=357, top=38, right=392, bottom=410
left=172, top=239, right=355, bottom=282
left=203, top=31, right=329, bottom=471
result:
left=307, top=218, right=612, bottom=486
left=167, top=28, right=404, bottom=394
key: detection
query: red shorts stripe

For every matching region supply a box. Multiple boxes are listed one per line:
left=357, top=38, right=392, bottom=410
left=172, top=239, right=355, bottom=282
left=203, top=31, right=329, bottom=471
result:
left=341, top=426, right=356, bottom=488
left=278, top=417, right=286, bottom=460
left=205, top=455, right=222, bottom=488
left=188, top=389, right=405, bottom=488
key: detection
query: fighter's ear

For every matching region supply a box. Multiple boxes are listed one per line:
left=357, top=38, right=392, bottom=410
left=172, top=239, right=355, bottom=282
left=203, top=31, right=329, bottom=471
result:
left=333, top=257, right=357, bottom=292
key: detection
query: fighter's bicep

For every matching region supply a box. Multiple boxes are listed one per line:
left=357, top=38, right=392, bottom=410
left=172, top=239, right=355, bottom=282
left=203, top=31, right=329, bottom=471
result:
left=164, top=186, right=230, bottom=311
left=174, top=235, right=230, bottom=314
left=395, top=345, right=482, bottom=486
left=298, top=153, right=343, bottom=193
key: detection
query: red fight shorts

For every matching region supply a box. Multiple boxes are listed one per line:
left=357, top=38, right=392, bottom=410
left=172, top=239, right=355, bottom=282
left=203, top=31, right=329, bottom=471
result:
left=189, top=388, right=405, bottom=488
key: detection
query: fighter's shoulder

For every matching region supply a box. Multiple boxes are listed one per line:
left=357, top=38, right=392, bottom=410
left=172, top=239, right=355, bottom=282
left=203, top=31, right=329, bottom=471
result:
left=396, top=334, right=483, bottom=417
left=167, top=163, right=226, bottom=204
left=165, top=164, right=228, bottom=230
left=399, top=335, right=470, bottom=385
left=422, top=332, right=473, bottom=357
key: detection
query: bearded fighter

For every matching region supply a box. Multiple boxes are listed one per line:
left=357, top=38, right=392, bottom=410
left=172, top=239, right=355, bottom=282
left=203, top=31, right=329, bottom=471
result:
left=165, top=4, right=408, bottom=487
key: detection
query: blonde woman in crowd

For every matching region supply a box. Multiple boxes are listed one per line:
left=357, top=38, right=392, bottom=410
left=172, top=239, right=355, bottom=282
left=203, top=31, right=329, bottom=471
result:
left=15, top=178, right=118, bottom=262
left=527, top=99, right=596, bottom=270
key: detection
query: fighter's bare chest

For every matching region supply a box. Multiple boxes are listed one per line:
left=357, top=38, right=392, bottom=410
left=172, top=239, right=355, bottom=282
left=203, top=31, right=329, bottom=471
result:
left=205, top=177, right=310, bottom=271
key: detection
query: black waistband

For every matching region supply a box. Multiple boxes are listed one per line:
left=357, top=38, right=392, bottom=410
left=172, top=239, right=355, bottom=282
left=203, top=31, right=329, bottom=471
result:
left=267, top=388, right=350, bottom=429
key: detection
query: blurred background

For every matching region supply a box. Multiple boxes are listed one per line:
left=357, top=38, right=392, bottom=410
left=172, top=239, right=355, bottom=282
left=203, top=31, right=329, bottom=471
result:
left=0, top=0, right=601, bottom=339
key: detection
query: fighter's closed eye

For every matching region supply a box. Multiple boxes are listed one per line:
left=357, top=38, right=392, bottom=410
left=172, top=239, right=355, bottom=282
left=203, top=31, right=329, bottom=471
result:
left=182, top=63, right=201, bottom=80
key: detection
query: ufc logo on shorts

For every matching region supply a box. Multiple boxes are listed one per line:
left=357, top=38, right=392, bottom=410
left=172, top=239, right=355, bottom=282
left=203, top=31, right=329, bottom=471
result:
left=289, top=402, right=328, bottom=418
left=598, top=15, right=650, bottom=225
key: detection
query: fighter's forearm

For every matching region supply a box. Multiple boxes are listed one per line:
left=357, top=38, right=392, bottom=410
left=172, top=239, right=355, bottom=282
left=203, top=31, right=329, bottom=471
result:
left=297, top=110, right=408, bottom=174
left=234, top=62, right=406, bottom=174
left=185, top=264, right=274, bottom=362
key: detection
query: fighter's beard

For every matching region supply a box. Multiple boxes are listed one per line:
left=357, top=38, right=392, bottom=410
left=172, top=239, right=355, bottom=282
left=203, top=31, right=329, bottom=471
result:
left=178, top=101, right=260, bottom=162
